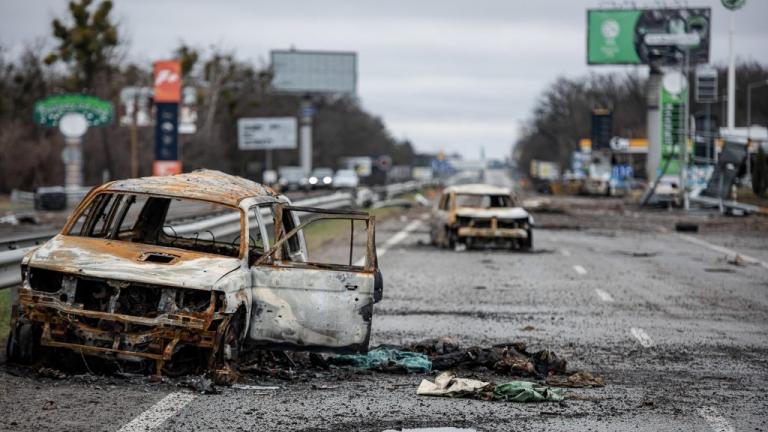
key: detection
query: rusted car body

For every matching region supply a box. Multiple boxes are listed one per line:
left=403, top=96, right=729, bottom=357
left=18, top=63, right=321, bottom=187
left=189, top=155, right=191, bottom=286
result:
left=6, top=170, right=381, bottom=377
left=430, top=184, right=533, bottom=250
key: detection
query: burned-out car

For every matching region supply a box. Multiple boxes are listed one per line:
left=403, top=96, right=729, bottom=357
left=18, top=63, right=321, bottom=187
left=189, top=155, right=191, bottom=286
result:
left=430, top=184, right=533, bottom=250
left=6, top=170, right=381, bottom=379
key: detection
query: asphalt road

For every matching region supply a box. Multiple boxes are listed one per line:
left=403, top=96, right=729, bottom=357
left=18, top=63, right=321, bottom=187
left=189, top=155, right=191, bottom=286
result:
left=1, top=192, right=767, bottom=431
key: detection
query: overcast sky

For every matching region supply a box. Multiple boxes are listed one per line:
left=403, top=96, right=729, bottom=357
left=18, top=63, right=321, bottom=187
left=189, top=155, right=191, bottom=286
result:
left=2, top=0, right=767, bottom=159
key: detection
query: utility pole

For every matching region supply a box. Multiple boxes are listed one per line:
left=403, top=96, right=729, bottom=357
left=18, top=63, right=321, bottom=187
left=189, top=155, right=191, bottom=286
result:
left=680, top=48, right=690, bottom=210
left=130, top=92, right=139, bottom=178
left=722, top=0, right=747, bottom=129
left=727, top=13, right=736, bottom=129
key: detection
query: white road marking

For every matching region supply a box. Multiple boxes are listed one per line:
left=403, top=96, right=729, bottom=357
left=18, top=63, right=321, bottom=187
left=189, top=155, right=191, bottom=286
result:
left=355, top=219, right=423, bottom=266
left=697, top=407, right=735, bottom=432
left=594, top=288, right=614, bottom=302
left=630, top=327, right=654, bottom=348
left=573, top=265, right=587, bottom=275
left=117, top=392, right=196, bottom=432
left=561, top=248, right=571, bottom=257
left=677, top=233, right=768, bottom=270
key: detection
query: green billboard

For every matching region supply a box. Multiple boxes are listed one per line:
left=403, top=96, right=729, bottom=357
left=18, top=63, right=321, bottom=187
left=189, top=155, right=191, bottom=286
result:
left=587, top=8, right=711, bottom=66
left=587, top=10, right=642, bottom=64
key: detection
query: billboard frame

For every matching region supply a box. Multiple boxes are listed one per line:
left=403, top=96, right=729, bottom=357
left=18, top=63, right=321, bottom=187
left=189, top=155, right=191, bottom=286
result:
left=270, top=49, right=358, bottom=95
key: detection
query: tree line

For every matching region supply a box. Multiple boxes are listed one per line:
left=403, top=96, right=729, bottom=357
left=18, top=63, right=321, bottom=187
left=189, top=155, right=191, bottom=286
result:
left=513, top=62, right=768, bottom=179
left=0, top=0, right=414, bottom=193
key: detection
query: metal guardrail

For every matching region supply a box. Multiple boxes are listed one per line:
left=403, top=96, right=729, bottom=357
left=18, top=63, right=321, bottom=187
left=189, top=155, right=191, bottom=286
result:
left=690, top=194, right=768, bottom=215
left=0, top=186, right=417, bottom=290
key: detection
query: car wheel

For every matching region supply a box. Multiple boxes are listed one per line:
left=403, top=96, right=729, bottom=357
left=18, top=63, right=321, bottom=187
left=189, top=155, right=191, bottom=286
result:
left=446, top=229, right=457, bottom=249
left=521, top=229, right=533, bottom=251
left=6, top=321, right=41, bottom=365
left=212, top=308, right=244, bottom=385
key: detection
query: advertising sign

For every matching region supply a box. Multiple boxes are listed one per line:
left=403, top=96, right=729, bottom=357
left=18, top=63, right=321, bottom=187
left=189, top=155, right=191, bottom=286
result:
left=153, top=160, right=182, bottom=176
left=591, top=109, right=613, bottom=150
left=155, top=103, right=179, bottom=161
left=237, top=117, right=297, bottom=150
left=721, top=0, right=746, bottom=11
left=34, top=94, right=113, bottom=127
left=271, top=50, right=357, bottom=94
left=587, top=8, right=711, bottom=65
left=119, top=86, right=153, bottom=127
left=153, top=60, right=182, bottom=103
left=659, top=72, right=688, bottom=176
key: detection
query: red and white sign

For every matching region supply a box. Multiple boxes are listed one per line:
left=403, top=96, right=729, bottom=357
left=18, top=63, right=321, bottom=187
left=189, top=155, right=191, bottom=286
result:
left=153, top=160, right=182, bottom=176
left=153, top=60, right=182, bottom=103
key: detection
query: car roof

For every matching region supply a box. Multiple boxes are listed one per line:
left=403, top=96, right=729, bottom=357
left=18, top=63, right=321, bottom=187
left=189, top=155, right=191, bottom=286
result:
left=444, top=183, right=512, bottom=195
left=101, top=169, right=279, bottom=207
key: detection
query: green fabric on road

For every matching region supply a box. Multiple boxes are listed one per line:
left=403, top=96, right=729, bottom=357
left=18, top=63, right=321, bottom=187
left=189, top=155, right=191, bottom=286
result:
left=493, top=381, right=564, bottom=402
left=329, top=347, right=432, bottom=373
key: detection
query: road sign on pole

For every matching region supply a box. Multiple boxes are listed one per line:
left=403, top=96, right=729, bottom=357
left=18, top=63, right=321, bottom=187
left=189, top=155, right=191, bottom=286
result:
left=237, top=117, right=298, bottom=150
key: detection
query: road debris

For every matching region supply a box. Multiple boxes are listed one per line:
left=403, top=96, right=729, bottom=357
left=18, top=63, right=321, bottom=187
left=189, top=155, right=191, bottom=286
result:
left=181, top=375, right=218, bottom=394
left=545, top=371, right=605, bottom=388
left=417, top=371, right=564, bottom=403
left=407, top=339, right=567, bottom=378
left=675, top=222, right=699, bottom=232
left=328, top=347, right=432, bottom=373
left=231, top=384, right=280, bottom=391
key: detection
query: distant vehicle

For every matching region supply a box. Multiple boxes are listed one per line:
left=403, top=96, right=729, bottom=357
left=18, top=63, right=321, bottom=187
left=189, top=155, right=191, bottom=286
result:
left=308, top=167, right=334, bottom=189
left=333, top=169, right=360, bottom=189
left=278, top=166, right=307, bottom=191
left=430, top=184, right=533, bottom=250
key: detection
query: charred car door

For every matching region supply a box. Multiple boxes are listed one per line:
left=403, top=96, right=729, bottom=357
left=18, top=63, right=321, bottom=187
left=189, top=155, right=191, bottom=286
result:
left=247, top=204, right=380, bottom=354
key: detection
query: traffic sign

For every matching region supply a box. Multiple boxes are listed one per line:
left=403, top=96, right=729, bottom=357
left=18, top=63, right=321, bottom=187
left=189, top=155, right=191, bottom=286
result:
left=238, top=117, right=298, bottom=150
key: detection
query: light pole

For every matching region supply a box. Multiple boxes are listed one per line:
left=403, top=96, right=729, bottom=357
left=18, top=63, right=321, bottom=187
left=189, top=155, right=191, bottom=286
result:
left=747, top=79, right=768, bottom=127
left=721, top=0, right=747, bottom=130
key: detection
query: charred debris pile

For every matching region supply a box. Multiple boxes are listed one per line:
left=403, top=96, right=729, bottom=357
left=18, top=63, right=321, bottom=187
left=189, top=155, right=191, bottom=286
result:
left=9, top=337, right=604, bottom=394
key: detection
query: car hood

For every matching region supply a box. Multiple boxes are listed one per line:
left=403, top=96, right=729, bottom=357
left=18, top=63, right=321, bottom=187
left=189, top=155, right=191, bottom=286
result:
left=26, top=235, right=241, bottom=290
left=455, top=207, right=529, bottom=219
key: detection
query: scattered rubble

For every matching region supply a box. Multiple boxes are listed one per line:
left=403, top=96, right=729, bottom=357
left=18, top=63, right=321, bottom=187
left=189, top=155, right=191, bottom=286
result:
left=181, top=375, right=218, bottom=394
left=417, top=371, right=564, bottom=403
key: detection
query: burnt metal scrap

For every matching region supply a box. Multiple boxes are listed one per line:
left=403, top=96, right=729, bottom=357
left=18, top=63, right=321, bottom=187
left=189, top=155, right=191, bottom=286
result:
left=6, top=170, right=383, bottom=382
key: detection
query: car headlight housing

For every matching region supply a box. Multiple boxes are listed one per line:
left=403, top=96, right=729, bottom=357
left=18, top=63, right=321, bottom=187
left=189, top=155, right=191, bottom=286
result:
left=309, top=177, right=318, bottom=185
left=323, top=176, right=332, bottom=184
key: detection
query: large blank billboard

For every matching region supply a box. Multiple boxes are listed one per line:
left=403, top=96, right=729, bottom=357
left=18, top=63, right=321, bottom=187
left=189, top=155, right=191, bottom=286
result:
left=271, top=50, right=357, bottom=94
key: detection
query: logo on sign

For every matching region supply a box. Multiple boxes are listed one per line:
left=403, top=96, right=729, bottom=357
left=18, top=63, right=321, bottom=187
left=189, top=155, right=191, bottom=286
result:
left=153, top=60, right=182, bottom=103
left=601, top=19, right=620, bottom=44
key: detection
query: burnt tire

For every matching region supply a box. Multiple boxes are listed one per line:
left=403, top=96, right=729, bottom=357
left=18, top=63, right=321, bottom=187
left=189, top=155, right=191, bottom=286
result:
left=446, top=228, right=457, bottom=249
left=520, top=229, right=533, bottom=251
left=211, top=309, right=245, bottom=385
left=6, top=321, right=41, bottom=365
